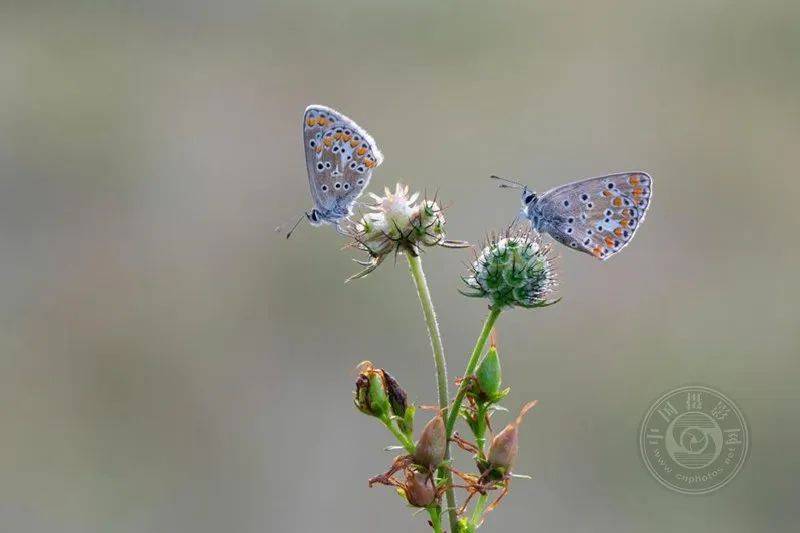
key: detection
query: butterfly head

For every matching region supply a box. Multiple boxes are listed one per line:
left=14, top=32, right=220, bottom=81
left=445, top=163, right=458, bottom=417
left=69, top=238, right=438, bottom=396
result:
left=306, top=208, right=324, bottom=226
left=520, top=187, right=538, bottom=216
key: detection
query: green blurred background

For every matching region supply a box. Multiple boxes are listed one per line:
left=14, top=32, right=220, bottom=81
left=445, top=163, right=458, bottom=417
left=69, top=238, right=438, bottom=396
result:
left=1, top=1, right=798, bottom=532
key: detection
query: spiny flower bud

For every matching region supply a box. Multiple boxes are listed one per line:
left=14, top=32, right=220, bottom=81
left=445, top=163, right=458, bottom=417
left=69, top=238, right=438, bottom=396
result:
left=413, top=414, right=446, bottom=468
left=345, top=183, right=468, bottom=281
left=353, top=361, right=390, bottom=418
left=402, top=470, right=438, bottom=507
left=487, top=400, right=537, bottom=471
left=461, top=228, right=558, bottom=310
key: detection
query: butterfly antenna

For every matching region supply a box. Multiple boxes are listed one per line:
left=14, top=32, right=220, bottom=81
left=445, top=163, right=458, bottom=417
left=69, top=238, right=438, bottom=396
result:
left=489, top=175, right=525, bottom=190
left=280, top=213, right=305, bottom=239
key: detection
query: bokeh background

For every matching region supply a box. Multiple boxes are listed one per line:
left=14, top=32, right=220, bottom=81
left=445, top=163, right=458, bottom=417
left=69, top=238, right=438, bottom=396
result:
left=1, top=1, right=798, bottom=532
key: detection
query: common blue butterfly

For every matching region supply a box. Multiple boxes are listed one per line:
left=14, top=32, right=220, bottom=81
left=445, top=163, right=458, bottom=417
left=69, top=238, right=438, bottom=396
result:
left=285, top=105, right=384, bottom=237
left=492, top=172, right=653, bottom=260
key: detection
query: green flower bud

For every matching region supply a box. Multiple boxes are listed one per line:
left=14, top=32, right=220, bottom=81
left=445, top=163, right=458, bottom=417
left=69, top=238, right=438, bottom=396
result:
left=461, top=229, right=558, bottom=310
left=353, top=361, right=390, bottom=418
left=475, top=345, right=502, bottom=398
left=413, top=414, right=446, bottom=468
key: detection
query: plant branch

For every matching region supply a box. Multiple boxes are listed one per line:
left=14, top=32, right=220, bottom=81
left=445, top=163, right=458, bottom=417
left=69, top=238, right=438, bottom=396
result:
left=446, top=307, right=502, bottom=437
left=406, top=252, right=458, bottom=533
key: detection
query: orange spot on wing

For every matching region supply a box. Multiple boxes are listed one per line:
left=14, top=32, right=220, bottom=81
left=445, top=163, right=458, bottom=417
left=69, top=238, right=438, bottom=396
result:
left=323, top=137, right=333, bottom=147
left=306, top=117, right=316, bottom=127
left=602, top=190, right=612, bottom=197
left=357, top=147, right=367, bottom=156
left=364, top=159, right=375, bottom=168
left=629, top=175, right=640, bottom=185
left=315, top=146, right=323, bottom=153
left=604, top=236, right=615, bottom=248
left=620, top=219, right=630, bottom=228
left=350, top=139, right=359, bottom=147
left=342, top=134, right=351, bottom=142
left=632, top=188, right=643, bottom=197
left=614, top=228, right=623, bottom=237
left=592, top=246, right=603, bottom=257
left=317, top=117, right=327, bottom=126
left=612, top=197, right=623, bottom=207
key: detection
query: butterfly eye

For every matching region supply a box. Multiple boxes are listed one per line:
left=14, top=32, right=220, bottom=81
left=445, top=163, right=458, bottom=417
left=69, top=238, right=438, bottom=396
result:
left=524, top=193, right=535, bottom=204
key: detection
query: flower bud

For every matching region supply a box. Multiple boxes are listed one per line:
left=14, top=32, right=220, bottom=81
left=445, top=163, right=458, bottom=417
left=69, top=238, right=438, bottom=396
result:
left=487, top=401, right=537, bottom=471
left=475, top=345, right=502, bottom=398
left=403, top=470, right=437, bottom=507
left=461, top=229, right=558, bottom=310
left=413, top=414, right=446, bottom=468
left=353, top=361, right=390, bottom=418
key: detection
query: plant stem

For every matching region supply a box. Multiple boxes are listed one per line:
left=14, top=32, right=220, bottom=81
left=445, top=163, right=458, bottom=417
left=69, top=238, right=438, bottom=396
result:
left=427, top=506, right=443, bottom=533
left=406, top=252, right=458, bottom=533
left=446, top=307, right=502, bottom=437
left=470, top=494, right=488, bottom=527
left=381, top=415, right=415, bottom=454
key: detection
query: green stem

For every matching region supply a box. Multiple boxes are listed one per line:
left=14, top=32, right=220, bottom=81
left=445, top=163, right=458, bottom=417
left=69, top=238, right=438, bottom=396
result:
left=381, top=415, right=415, bottom=454
left=427, top=506, right=443, bottom=533
left=406, top=252, right=458, bottom=533
left=446, top=307, right=502, bottom=438
left=470, top=494, right=488, bottom=527
left=474, top=403, right=489, bottom=459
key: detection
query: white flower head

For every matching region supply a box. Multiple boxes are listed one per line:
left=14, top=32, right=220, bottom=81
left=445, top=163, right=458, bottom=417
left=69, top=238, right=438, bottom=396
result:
left=345, top=183, right=468, bottom=282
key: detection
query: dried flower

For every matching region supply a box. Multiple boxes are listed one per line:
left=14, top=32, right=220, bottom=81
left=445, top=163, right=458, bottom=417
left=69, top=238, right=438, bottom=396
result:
left=461, top=228, right=558, bottom=310
left=487, top=401, right=538, bottom=472
left=413, top=414, right=447, bottom=468
left=345, top=183, right=468, bottom=281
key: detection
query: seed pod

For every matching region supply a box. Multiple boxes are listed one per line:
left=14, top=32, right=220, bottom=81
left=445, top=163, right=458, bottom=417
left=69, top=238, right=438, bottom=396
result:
left=413, top=414, right=446, bottom=468
left=487, top=401, right=537, bottom=470
left=403, top=470, right=437, bottom=507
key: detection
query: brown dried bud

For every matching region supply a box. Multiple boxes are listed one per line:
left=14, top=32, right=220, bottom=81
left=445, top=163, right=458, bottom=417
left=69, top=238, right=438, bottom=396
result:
left=413, top=414, right=446, bottom=468
left=487, top=400, right=537, bottom=471
left=383, top=369, right=408, bottom=420
left=403, top=470, right=437, bottom=507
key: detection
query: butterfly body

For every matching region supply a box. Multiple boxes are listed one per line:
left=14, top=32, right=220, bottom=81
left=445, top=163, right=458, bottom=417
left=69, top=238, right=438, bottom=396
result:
left=301, top=105, right=383, bottom=229
left=516, top=172, right=653, bottom=260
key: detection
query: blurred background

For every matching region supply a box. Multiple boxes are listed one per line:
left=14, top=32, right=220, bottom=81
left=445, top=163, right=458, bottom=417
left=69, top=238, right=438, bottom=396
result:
left=1, top=1, right=798, bottom=532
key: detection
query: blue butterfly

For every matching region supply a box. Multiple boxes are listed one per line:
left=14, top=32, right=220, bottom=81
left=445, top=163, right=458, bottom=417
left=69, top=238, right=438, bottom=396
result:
left=285, top=105, right=383, bottom=237
left=492, top=172, right=653, bottom=260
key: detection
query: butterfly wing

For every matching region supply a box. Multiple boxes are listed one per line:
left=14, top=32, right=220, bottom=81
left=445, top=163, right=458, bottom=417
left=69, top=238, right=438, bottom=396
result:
left=303, top=105, right=384, bottom=223
left=534, top=172, right=653, bottom=260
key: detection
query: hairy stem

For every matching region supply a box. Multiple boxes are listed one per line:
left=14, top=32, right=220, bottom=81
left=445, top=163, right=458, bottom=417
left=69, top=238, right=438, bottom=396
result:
left=406, top=252, right=458, bottom=532
left=446, top=307, right=502, bottom=437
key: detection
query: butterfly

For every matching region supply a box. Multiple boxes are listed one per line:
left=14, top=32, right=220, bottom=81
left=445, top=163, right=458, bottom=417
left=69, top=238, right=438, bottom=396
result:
left=285, top=105, right=384, bottom=238
left=492, top=172, right=653, bottom=260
